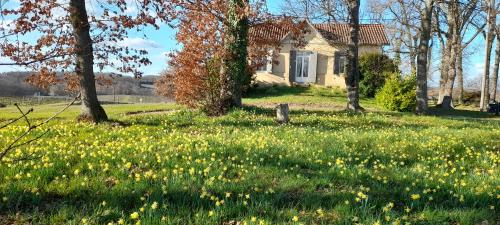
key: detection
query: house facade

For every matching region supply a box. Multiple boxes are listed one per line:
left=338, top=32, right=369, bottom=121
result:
left=251, top=21, right=389, bottom=88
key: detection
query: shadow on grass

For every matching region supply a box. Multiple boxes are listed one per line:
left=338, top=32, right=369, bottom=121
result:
left=108, top=105, right=498, bottom=136
left=231, top=105, right=431, bottom=131
left=244, top=86, right=310, bottom=98
left=1, top=153, right=496, bottom=224
left=119, top=105, right=432, bottom=133
left=427, top=107, right=497, bottom=119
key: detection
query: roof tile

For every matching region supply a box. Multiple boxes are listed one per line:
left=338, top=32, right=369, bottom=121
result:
left=250, top=22, right=389, bottom=46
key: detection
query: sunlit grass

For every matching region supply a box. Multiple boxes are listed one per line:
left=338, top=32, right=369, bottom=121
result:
left=0, top=89, right=498, bottom=224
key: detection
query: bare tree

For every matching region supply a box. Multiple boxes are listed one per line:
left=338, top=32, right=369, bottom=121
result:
left=416, top=0, right=435, bottom=114
left=480, top=0, right=496, bottom=110
left=435, top=0, right=481, bottom=108
left=280, top=0, right=348, bottom=22
left=491, top=26, right=500, bottom=102
left=367, top=0, right=422, bottom=74
left=280, top=0, right=362, bottom=110
left=345, top=0, right=363, bottom=111
left=457, top=22, right=484, bottom=104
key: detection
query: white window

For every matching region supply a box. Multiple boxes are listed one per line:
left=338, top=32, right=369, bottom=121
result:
left=334, top=52, right=347, bottom=75
left=295, top=51, right=317, bottom=83
left=296, top=52, right=309, bottom=81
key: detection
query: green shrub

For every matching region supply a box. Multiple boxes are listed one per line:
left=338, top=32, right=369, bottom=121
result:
left=359, top=53, right=399, bottom=98
left=375, top=73, right=416, bottom=112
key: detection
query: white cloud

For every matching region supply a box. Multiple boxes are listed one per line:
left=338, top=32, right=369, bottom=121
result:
left=117, top=38, right=163, bottom=49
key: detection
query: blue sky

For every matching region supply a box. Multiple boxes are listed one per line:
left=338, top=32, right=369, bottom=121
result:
left=0, top=0, right=489, bottom=87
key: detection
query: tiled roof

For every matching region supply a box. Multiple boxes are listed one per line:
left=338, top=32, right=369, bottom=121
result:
left=248, top=22, right=291, bottom=43
left=249, top=22, right=389, bottom=46
left=314, top=23, right=389, bottom=45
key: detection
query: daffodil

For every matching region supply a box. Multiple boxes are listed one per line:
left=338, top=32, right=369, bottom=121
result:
left=130, top=212, right=140, bottom=220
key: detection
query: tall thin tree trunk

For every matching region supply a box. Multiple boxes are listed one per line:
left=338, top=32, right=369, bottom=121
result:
left=398, top=0, right=416, bottom=74
left=491, top=32, right=500, bottom=102
left=416, top=0, right=434, bottom=114
left=394, top=32, right=402, bottom=67
left=457, top=44, right=464, bottom=104
left=480, top=0, right=496, bottom=111
left=426, top=38, right=433, bottom=78
left=69, top=0, right=108, bottom=123
left=345, top=0, right=362, bottom=111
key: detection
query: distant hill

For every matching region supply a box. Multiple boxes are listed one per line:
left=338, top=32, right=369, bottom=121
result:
left=0, top=72, right=159, bottom=97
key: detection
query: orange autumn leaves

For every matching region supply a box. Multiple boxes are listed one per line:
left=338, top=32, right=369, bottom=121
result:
left=0, top=0, right=166, bottom=91
left=156, top=0, right=307, bottom=114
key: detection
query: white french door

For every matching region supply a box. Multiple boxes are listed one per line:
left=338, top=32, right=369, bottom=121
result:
left=295, top=51, right=317, bottom=83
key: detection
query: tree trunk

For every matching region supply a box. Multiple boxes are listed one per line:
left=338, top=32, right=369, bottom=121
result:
left=345, top=0, right=362, bottom=111
left=394, top=32, right=402, bottom=67
left=442, top=22, right=459, bottom=109
left=438, top=39, right=451, bottom=104
left=491, top=33, right=500, bottom=102
left=218, top=0, right=249, bottom=113
left=480, top=0, right=496, bottom=111
left=230, top=7, right=249, bottom=108
left=398, top=0, right=416, bottom=74
left=457, top=44, right=464, bottom=105
left=69, top=0, right=107, bottom=123
left=416, top=0, right=434, bottom=114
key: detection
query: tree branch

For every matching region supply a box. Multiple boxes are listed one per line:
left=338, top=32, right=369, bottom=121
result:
left=0, top=94, right=80, bottom=163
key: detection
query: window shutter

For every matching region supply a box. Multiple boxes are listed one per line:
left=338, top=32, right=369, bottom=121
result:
left=334, top=52, right=340, bottom=75
left=289, top=50, right=296, bottom=83
left=308, top=52, right=317, bottom=83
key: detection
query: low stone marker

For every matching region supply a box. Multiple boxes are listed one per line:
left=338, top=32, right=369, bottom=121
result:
left=276, top=103, right=289, bottom=124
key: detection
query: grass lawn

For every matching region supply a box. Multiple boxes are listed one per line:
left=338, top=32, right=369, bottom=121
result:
left=0, top=87, right=499, bottom=225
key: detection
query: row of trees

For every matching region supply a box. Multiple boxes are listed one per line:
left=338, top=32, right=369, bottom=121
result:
left=282, top=0, right=499, bottom=113
left=154, top=0, right=365, bottom=114
left=155, top=1, right=311, bottom=115
left=1, top=0, right=497, bottom=122
left=156, top=0, right=495, bottom=115
left=367, top=0, right=499, bottom=111
left=1, top=0, right=303, bottom=120
left=0, top=0, right=308, bottom=119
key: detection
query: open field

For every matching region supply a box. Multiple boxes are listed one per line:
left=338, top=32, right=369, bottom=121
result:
left=0, top=95, right=169, bottom=107
left=0, top=87, right=499, bottom=224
